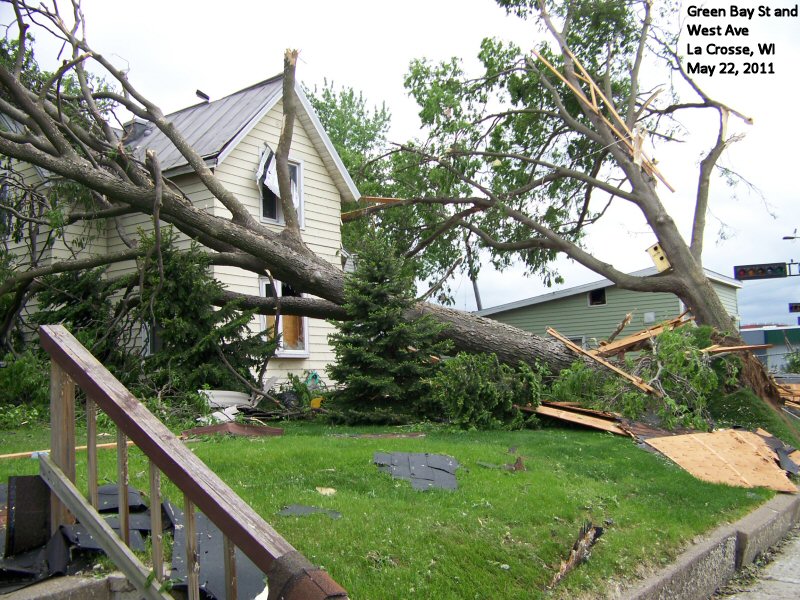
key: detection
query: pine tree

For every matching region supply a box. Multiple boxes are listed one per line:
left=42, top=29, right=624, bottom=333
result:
left=327, top=236, right=451, bottom=422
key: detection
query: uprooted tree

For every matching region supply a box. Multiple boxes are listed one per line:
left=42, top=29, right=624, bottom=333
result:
left=0, top=0, right=756, bottom=380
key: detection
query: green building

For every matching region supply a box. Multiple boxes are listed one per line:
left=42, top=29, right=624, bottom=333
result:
left=477, top=267, right=740, bottom=347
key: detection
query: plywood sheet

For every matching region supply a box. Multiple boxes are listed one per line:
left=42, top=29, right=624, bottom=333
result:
left=646, top=430, right=797, bottom=493
left=532, top=404, right=630, bottom=437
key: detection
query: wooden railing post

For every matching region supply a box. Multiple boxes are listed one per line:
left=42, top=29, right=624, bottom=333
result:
left=49, top=360, right=76, bottom=533
left=224, top=534, right=238, bottom=600
left=87, top=396, right=99, bottom=508
left=185, top=496, right=200, bottom=600
left=117, top=429, right=130, bottom=546
left=149, top=461, right=164, bottom=583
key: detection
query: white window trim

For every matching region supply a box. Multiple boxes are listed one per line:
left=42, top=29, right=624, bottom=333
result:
left=259, top=277, right=310, bottom=358
left=259, top=154, right=305, bottom=230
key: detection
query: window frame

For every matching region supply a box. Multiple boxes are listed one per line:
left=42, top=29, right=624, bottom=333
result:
left=259, top=158, right=304, bottom=228
left=587, top=288, right=607, bottom=307
left=259, top=277, right=310, bottom=358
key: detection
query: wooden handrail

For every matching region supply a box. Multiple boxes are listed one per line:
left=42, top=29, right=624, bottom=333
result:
left=40, top=324, right=348, bottom=600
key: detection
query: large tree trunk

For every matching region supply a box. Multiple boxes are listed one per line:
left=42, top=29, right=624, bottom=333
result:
left=414, top=304, right=578, bottom=371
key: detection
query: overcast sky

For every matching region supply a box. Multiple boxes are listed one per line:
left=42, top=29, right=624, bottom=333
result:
left=5, top=0, right=798, bottom=326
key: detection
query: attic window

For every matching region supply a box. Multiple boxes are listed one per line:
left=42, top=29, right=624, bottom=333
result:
left=588, top=288, right=606, bottom=306
left=256, top=146, right=302, bottom=225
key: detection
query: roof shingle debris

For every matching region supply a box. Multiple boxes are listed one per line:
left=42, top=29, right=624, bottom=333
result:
left=373, top=452, right=460, bottom=491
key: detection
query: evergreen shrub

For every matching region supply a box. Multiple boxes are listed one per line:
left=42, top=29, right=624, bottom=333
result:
left=429, top=352, right=545, bottom=430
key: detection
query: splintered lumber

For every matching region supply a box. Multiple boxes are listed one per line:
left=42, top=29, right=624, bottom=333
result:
left=701, top=343, right=773, bottom=355
left=550, top=522, right=604, bottom=588
left=547, top=327, right=662, bottom=396
left=0, top=440, right=135, bottom=461
left=776, top=382, right=800, bottom=404
left=605, top=312, right=633, bottom=344
left=520, top=402, right=631, bottom=437
left=531, top=48, right=674, bottom=192
left=645, top=430, right=797, bottom=494
left=340, top=196, right=404, bottom=222
left=593, top=313, right=693, bottom=358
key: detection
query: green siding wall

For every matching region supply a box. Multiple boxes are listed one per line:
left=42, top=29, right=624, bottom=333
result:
left=711, top=281, right=739, bottom=322
left=490, top=287, right=681, bottom=344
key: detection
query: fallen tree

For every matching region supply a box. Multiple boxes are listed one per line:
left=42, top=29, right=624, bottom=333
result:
left=0, top=1, right=753, bottom=378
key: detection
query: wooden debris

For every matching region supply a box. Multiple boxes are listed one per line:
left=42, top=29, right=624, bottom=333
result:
left=701, top=343, right=773, bottom=355
left=550, top=522, right=604, bottom=588
left=605, top=312, right=633, bottom=344
left=776, top=382, right=800, bottom=404
left=532, top=47, right=674, bottom=192
left=593, top=313, right=693, bottom=358
left=547, top=327, right=662, bottom=396
left=0, top=440, right=135, bottom=461
left=644, top=429, right=797, bottom=494
left=520, top=402, right=631, bottom=437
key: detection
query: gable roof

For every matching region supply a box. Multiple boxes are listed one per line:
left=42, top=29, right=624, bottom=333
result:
left=125, top=75, right=359, bottom=203
left=477, top=266, right=741, bottom=316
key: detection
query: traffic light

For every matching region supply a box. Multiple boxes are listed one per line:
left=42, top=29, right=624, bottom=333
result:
left=790, top=303, right=800, bottom=313
left=733, top=262, right=788, bottom=281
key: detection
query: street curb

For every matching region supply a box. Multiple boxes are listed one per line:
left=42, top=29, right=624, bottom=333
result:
left=625, top=492, right=800, bottom=599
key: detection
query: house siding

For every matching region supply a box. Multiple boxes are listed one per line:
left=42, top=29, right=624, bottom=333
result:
left=212, top=99, right=342, bottom=383
left=5, top=95, right=345, bottom=385
left=711, top=280, right=739, bottom=324
left=489, top=286, right=681, bottom=345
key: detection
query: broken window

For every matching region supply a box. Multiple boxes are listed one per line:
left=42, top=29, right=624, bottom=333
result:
left=588, top=288, right=606, bottom=306
left=256, top=146, right=301, bottom=225
left=261, top=278, right=308, bottom=356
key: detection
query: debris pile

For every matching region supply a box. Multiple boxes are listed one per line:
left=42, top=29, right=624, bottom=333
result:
left=538, top=317, right=799, bottom=494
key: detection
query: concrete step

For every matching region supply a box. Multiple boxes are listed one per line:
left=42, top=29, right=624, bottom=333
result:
left=3, top=572, right=137, bottom=600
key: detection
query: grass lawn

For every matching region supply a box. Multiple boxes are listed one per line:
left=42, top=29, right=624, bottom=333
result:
left=0, top=421, right=774, bottom=599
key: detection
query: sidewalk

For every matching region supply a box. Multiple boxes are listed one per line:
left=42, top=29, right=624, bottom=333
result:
left=724, top=528, right=800, bottom=599
left=625, top=493, right=800, bottom=599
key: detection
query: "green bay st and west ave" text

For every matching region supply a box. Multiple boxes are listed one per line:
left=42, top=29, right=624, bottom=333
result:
left=684, top=4, right=798, bottom=76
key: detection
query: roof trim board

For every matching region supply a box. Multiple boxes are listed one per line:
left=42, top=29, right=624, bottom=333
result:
left=295, top=87, right=360, bottom=204
left=477, top=266, right=741, bottom=316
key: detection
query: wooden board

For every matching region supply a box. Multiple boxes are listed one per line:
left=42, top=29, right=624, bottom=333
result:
left=593, top=313, right=692, bottom=358
left=530, top=404, right=631, bottom=437
left=38, top=454, right=171, bottom=599
left=541, top=402, right=620, bottom=420
left=701, top=344, right=773, bottom=354
left=645, top=430, right=797, bottom=493
left=547, top=327, right=661, bottom=396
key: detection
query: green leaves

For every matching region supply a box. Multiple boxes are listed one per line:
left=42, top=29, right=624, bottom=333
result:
left=327, top=235, right=452, bottom=422
left=428, top=352, right=546, bottom=430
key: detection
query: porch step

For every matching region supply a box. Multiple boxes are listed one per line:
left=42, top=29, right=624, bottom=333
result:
left=3, top=572, right=136, bottom=600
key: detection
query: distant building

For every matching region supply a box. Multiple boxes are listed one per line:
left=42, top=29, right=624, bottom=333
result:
left=740, top=325, right=800, bottom=372
left=476, top=267, right=740, bottom=347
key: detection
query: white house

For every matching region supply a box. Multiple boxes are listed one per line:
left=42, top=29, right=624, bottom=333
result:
left=6, top=75, right=360, bottom=383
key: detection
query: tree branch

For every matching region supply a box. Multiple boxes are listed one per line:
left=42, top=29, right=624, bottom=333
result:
left=276, top=49, right=303, bottom=240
